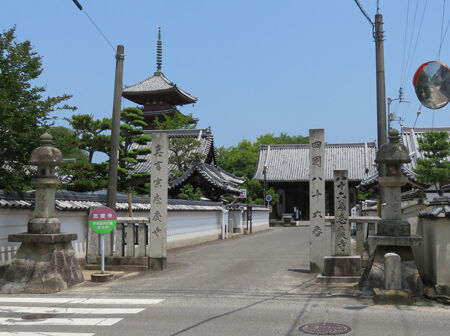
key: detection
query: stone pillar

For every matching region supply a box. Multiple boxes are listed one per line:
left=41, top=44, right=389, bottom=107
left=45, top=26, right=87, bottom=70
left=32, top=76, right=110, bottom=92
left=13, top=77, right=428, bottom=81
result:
left=334, top=170, right=350, bottom=256
left=321, top=170, right=361, bottom=281
left=309, top=129, right=326, bottom=273
left=149, top=133, right=168, bottom=270
left=384, top=253, right=401, bottom=290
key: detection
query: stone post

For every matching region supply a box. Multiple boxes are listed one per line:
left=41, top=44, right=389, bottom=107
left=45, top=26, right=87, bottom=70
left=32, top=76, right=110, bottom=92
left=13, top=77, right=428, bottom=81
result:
left=333, top=170, right=350, bottom=256
left=384, top=253, right=401, bottom=290
left=149, top=133, right=168, bottom=270
left=321, top=170, right=361, bottom=281
left=309, top=129, right=326, bottom=273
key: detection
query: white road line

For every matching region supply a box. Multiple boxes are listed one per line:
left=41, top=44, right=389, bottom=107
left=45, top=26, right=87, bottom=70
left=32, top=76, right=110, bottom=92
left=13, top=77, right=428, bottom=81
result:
left=0, top=317, right=122, bottom=326
left=0, top=333, right=95, bottom=336
left=0, top=306, right=145, bottom=314
left=0, top=298, right=164, bottom=305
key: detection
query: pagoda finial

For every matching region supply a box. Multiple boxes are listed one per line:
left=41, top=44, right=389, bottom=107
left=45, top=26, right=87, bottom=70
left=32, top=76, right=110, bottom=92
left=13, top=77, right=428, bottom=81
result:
left=155, top=27, right=163, bottom=75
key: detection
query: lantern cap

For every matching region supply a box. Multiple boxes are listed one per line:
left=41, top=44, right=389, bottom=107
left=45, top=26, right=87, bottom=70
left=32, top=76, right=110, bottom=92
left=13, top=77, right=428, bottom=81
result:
left=29, top=133, right=63, bottom=166
left=375, top=128, right=411, bottom=165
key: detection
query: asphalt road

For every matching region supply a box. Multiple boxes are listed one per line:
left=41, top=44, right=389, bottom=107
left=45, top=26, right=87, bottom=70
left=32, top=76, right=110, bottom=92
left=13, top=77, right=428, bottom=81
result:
left=0, top=227, right=449, bottom=336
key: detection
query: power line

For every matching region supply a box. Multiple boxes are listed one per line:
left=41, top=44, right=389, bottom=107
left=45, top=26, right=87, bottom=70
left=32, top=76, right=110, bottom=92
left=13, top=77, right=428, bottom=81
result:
left=353, top=0, right=374, bottom=26
left=400, top=0, right=410, bottom=88
left=71, top=0, right=116, bottom=53
left=438, top=0, right=447, bottom=60
left=402, top=0, right=427, bottom=99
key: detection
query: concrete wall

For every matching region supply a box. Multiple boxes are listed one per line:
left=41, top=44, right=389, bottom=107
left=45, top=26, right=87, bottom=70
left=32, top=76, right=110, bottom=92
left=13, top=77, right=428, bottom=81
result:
left=417, top=217, right=450, bottom=286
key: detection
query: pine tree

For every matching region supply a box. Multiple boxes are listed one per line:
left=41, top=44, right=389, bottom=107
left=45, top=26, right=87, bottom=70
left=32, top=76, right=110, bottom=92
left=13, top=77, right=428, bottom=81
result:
left=414, top=130, right=450, bottom=195
left=117, top=107, right=151, bottom=194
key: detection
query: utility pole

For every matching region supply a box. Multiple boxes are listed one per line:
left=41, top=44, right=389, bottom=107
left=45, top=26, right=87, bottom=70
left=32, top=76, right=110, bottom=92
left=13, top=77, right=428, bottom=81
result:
left=374, top=13, right=387, bottom=213
left=375, top=13, right=387, bottom=147
left=106, top=45, right=125, bottom=211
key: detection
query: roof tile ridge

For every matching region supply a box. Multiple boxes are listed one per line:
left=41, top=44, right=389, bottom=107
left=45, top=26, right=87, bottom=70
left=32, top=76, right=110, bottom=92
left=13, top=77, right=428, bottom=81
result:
left=124, top=74, right=165, bottom=90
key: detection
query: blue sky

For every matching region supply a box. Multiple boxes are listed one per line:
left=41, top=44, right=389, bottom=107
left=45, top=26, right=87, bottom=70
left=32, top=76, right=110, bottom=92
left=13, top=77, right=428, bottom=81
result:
left=2, top=0, right=450, bottom=148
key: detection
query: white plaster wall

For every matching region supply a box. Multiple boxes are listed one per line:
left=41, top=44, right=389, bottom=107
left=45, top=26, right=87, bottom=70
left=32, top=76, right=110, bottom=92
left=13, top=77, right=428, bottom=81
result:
left=55, top=211, right=87, bottom=259
left=1, top=207, right=268, bottom=264
left=0, top=209, right=30, bottom=265
left=249, top=209, right=270, bottom=232
left=167, top=210, right=221, bottom=248
left=228, top=211, right=243, bottom=232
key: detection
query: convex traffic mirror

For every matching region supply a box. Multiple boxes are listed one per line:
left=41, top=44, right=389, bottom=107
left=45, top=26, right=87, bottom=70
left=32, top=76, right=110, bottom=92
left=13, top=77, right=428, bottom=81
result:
left=413, top=61, right=450, bottom=109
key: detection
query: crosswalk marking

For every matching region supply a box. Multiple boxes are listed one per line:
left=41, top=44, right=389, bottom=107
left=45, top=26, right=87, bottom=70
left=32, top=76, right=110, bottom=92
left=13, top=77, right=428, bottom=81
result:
left=0, top=298, right=164, bottom=305
left=0, top=296, right=165, bottom=334
left=0, top=317, right=122, bottom=326
left=0, top=333, right=95, bottom=336
left=0, top=306, right=145, bottom=314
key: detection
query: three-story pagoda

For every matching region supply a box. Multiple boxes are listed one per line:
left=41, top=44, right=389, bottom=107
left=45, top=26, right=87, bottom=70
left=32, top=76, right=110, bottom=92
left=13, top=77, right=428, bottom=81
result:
left=122, top=28, right=197, bottom=129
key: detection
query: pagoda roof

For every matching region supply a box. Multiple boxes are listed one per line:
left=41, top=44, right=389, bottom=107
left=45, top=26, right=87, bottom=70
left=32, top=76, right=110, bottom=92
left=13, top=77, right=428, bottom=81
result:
left=169, top=161, right=245, bottom=195
left=122, top=73, right=197, bottom=106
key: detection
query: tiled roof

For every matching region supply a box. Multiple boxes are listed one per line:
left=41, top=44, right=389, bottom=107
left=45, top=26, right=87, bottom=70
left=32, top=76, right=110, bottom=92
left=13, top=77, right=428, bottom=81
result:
left=358, top=165, right=429, bottom=190
left=0, top=190, right=223, bottom=212
left=254, top=142, right=377, bottom=182
left=170, top=161, right=245, bottom=194
left=122, top=73, right=197, bottom=105
left=131, top=128, right=216, bottom=175
left=419, top=197, right=450, bottom=219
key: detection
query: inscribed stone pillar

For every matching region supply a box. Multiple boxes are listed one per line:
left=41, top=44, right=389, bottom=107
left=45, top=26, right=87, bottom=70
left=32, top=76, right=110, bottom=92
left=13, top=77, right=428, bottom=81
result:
left=334, top=170, right=351, bottom=256
left=309, top=129, right=326, bottom=273
left=149, top=133, right=168, bottom=270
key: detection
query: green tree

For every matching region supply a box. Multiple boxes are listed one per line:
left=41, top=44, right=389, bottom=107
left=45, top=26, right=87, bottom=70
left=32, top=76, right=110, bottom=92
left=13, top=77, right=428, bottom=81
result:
left=0, top=27, right=75, bottom=191
left=60, top=114, right=110, bottom=192
left=154, top=113, right=204, bottom=181
left=48, top=126, right=86, bottom=161
left=117, top=107, right=151, bottom=194
left=414, top=130, right=450, bottom=195
left=217, top=132, right=308, bottom=204
left=177, top=183, right=202, bottom=201
left=65, top=114, right=111, bottom=163
left=154, top=112, right=196, bottom=130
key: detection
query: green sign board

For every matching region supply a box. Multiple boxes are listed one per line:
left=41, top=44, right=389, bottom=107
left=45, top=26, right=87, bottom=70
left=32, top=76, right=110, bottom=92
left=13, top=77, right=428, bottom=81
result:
left=88, top=206, right=117, bottom=234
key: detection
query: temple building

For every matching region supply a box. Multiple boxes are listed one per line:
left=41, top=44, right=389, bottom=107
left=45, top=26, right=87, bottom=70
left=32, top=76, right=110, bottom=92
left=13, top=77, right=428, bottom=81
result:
left=122, top=27, right=198, bottom=130
left=124, top=29, right=244, bottom=200
left=254, top=142, right=377, bottom=219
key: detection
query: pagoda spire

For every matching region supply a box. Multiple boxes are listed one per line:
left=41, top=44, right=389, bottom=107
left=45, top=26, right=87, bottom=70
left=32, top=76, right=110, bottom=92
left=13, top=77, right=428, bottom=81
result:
left=155, top=27, right=163, bottom=76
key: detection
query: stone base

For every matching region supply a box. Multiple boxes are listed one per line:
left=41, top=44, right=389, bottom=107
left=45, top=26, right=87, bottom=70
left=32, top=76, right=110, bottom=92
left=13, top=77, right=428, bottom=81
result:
left=360, top=245, right=423, bottom=297
left=0, top=241, right=84, bottom=294
left=317, top=274, right=360, bottom=284
left=367, top=235, right=423, bottom=256
left=149, top=257, right=166, bottom=271
left=101, top=256, right=148, bottom=266
left=323, top=255, right=361, bottom=277
left=91, top=272, right=114, bottom=282
left=373, top=288, right=413, bottom=305
left=377, top=220, right=410, bottom=236
left=9, top=232, right=77, bottom=243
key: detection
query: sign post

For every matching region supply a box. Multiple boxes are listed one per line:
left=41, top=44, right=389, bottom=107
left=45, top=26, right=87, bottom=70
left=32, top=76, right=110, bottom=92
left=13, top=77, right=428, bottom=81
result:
left=88, top=206, right=117, bottom=274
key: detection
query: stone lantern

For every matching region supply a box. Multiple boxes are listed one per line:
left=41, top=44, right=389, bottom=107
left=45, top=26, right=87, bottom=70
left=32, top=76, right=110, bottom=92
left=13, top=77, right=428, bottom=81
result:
left=1, top=133, right=84, bottom=294
left=375, top=128, right=411, bottom=236
left=28, top=132, right=63, bottom=234
left=361, top=128, right=423, bottom=298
